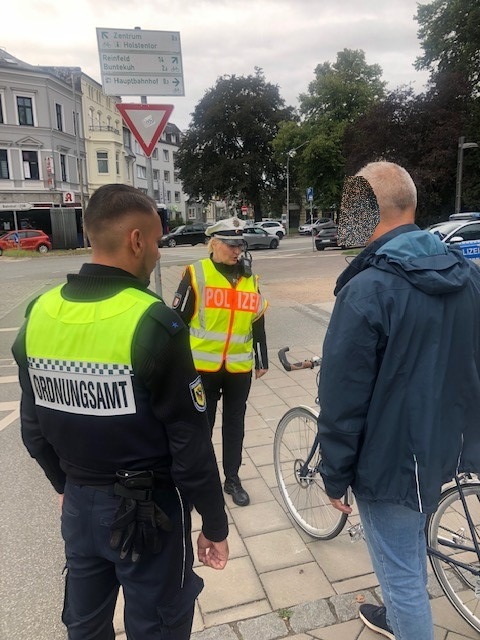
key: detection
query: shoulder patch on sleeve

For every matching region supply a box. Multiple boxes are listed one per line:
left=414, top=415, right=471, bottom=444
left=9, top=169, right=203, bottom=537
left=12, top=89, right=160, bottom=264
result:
left=189, top=375, right=206, bottom=412
left=147, top=302, right=186, bottom=336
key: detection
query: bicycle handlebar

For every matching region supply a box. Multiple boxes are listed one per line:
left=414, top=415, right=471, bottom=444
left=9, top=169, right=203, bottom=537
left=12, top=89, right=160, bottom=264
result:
left=278, top=347, right=321, bottom=372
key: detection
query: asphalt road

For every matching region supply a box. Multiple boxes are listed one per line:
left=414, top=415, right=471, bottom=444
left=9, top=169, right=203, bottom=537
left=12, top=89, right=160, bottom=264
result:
left=0, top=236, right=346, bottom=639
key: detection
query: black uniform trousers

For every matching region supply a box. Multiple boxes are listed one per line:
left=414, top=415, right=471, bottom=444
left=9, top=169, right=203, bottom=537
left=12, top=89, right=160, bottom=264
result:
left=201, top=365, right=252, bottom=482
left=61, top=481, right=203, bottom=640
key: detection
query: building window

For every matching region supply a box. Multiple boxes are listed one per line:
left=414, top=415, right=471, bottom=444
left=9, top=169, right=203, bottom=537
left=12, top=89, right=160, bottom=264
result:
left=55, top=103, right=63, bottom=131
left=107, top=115, right=111, bottom=128
left=164, top=170, right=170, bottom=183
left=60, top=154, right=67, bottom=182
left=152, top=148, right=158, bottom=159
left=17, top=96, right=34, bottom=126
left=174, top=191, right=181, bottom=203
left=115, top=151, right=120, bottom=175
left=89, top=108, right=94, bottom=128
left=0, top=149, right=9, bottom=179
left=123, top=127, right=131, bottom=149
left=97, top=111, right=102, bottom=127
left=166, top=190, right=171, bottom=203
left=0, top=98, right=4, bottom=124
left=96, top=151, right=108, bottom=174
left=22, top=150, right=40, bottom=179
left=174, top=170, right=180, bottom=183
left=153, top=169, right=160, bottom=181
left=136, top=165, right=147, bottom=179
left=163, top=149, right=169, bottom=162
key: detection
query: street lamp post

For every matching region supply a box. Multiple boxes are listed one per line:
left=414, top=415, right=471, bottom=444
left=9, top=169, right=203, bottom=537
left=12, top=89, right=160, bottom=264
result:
left=455, top=136, right=479, bottom=215
left=286, top=141, right=309, bottom=235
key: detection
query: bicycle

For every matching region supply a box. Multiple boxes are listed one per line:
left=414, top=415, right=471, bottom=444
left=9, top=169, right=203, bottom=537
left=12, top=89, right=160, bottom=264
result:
left=273, top=346, right=480, bottom=633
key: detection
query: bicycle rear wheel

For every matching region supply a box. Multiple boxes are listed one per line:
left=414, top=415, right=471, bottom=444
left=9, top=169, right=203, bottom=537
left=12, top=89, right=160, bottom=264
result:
left=426, top=482, right=480, bottom=632
left=274, top=406, right=348, bottom=539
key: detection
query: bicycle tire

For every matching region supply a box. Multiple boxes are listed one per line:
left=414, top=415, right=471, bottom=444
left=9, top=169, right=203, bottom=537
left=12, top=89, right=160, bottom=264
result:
left=274, top=406, right=348, bottom=539
left=426, top=482, right=480, bottom=632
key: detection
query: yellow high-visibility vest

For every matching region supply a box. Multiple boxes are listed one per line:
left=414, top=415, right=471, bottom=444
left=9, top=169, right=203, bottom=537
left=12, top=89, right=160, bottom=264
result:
left=25, top=285, right=157, bottom=416
left=188, top=259, right=267, bottom=373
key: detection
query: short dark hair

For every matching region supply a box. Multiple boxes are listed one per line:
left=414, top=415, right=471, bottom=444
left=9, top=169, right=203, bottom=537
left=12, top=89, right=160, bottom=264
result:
left=85, top=184, right=156, bottom=236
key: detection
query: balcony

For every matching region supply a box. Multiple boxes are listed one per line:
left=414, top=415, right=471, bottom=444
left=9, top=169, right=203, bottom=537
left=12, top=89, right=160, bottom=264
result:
left=89, top=125, right=120, bottom=135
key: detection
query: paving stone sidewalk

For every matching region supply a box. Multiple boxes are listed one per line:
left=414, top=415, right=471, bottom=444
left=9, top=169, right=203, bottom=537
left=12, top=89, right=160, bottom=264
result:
left=113, top=263, right=477, bottom=640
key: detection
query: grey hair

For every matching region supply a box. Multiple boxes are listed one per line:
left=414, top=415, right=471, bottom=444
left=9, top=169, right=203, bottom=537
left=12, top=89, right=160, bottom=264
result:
left=357, top=162, right=417, bottom=212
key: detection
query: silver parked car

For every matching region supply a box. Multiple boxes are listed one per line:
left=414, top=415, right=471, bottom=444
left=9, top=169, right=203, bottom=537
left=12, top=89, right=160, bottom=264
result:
left=298, top=218, right=333, bottom=235
left=243, top=227, right=279, bottom=250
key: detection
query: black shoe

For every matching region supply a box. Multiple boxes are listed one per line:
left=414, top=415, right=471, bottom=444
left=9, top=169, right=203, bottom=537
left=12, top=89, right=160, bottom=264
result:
left=359, top=604, right=395, bottom=639
left=224, top=479, right=250, bottom=506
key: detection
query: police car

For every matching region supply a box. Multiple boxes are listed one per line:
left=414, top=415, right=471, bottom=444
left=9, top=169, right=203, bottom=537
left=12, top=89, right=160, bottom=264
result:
left=428, top=214, right=480, bottom=260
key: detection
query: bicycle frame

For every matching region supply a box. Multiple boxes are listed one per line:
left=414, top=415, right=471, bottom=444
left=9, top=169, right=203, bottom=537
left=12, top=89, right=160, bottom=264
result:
left=427, top=475, right=480, bottom=578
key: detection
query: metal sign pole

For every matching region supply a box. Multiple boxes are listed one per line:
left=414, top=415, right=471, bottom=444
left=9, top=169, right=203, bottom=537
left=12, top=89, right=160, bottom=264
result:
left=140, top=94, right=163, bottom=298
left=96, top=25, right=184, bottom=299
left=310, top=199, right=315, bottom=252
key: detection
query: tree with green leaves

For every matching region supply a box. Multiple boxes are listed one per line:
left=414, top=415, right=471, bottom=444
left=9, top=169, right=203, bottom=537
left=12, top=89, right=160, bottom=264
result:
left=342, top=72, right=475, bottom=225
left=175, top=69, right=293, bottom=221
left=415, top=0, right=480, bottom=91
left=273, top=49, right=386, bottom=217
left=299, top=49, right=386, bottom=123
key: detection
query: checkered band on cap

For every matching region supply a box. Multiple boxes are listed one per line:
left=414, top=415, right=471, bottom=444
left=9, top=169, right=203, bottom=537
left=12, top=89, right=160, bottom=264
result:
left=27, top=357, right=132, bottom=376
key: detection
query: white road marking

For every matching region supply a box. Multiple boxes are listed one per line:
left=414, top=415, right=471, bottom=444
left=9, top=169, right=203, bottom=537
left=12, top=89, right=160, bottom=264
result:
left=0, top=327, right=19, bottom=332
left=0, top=401, right=20, bottom=432
left=0, top=376, right=17, bottom=384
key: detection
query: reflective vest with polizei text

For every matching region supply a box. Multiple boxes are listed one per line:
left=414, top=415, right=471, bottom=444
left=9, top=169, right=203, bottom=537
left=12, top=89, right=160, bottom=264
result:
left=188, top=259, right=267, bottom=373
left=25, top=285, right=158, bottom=418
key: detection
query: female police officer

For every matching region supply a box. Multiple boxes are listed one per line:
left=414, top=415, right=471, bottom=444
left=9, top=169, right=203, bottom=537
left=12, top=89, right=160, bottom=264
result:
left=172, top=217, right=268, bottom=507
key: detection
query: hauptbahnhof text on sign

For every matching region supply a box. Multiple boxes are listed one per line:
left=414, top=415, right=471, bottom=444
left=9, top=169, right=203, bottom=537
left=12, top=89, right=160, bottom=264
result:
left=96, top=28, right=184, bottom=97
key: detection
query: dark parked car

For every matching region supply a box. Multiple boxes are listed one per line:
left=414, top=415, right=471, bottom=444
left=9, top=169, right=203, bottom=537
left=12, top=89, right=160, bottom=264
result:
left=160, top=223, right=208, bottom=247
left=314, top=225, right=340, bottom=250
left=0, top=229, right=51, bottom=255
left=243, top=227, right=279, bottom=250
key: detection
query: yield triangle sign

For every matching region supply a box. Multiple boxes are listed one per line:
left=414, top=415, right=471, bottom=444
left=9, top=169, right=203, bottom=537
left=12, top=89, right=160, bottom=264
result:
left=116, top=104, right=174, bottom=157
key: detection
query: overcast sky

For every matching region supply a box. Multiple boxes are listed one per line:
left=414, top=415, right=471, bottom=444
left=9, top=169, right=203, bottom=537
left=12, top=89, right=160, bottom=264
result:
left=2, top=0, right=431, bottom=130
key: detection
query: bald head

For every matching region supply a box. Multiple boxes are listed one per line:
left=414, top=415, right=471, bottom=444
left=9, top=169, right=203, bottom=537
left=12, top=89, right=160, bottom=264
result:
left=357, top=162, right=417, bottom=242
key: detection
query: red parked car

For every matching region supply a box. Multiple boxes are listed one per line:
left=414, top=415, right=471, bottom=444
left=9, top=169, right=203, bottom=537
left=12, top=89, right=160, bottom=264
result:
left=0, top=229, right=52, bottom=255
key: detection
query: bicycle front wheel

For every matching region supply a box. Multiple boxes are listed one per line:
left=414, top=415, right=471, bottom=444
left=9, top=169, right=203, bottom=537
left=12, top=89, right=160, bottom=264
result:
left=274, top=406, right=348, bottom=539
left=426, top=482, right=480, bottom=632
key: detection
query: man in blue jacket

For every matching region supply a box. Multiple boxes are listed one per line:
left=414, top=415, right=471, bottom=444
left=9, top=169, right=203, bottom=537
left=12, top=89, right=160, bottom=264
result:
left=318, top=162, right=480, bottom=640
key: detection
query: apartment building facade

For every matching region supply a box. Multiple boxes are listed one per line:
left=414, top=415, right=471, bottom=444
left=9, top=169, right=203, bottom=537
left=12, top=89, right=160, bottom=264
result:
left=0, top=49, right=195, bottom=238
left=0, top=50, right=88, bottom=232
